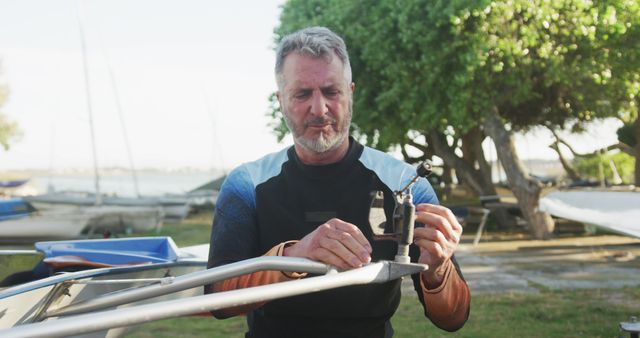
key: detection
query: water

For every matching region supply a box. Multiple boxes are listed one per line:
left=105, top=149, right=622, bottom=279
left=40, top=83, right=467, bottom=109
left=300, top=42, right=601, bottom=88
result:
left=27, top=170, right=221, bottom=197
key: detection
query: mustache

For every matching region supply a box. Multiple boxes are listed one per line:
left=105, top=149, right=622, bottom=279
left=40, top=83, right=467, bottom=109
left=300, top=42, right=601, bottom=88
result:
left=304, top=116, right=337, bottom=127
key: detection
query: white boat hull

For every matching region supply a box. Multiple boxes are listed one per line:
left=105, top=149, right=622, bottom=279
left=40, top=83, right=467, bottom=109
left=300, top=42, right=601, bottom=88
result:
left=0, top=205, right=164, bottom=239
left=0, top=211, right=94, bottom=239
left=0, top=260, right=206, bottom=337
left=83, top=205, right=164, bottom=233
left=26, top=193, right=190, bottom=221
left=540, top=189, right=640, bottom=238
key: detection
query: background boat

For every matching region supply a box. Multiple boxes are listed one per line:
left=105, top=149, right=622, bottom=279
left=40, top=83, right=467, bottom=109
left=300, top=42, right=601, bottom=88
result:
left=0, top=198, right=163, bottom=241
left=0, top=198, right=35, bottom=221
left=0, top=208, right=95, bottom=241
left=0, top=180, right=29, bottom=189
left=24, top=192, right=187, bottom=221
left=539, top=188, right=640, bottom=238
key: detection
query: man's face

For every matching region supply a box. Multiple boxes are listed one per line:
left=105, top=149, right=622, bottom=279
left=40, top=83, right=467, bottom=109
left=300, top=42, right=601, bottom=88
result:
left=278, top=52, right=354, bottom=154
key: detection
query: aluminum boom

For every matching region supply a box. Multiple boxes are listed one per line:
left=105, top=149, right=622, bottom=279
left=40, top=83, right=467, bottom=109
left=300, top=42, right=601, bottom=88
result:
left=46, top=256, right=330, bottom=317
left=1, top=258, right=426, bottom=338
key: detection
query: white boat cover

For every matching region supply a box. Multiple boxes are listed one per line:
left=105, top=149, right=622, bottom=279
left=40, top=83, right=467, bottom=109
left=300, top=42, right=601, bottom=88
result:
left=539, top=190, right=640, bottom=239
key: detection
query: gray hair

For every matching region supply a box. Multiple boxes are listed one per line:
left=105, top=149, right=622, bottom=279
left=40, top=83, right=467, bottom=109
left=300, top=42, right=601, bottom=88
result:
left=275, top=26, right=352, bottom=89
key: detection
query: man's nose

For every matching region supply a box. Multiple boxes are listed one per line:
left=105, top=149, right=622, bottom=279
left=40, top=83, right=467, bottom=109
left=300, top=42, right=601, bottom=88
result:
left=309, top=91, right=329, bottom=116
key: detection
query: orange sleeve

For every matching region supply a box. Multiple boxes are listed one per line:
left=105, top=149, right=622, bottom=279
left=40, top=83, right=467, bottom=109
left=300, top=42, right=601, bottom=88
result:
left=208, top=241, right=304, bottom=319
left=419, top=260, right=471, bottom=331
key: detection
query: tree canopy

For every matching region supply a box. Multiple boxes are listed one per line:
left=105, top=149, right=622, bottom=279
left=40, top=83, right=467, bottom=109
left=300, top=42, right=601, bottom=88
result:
left=272, top=0, right=640, bottom=238
left=274, top=0, right=639, bottom=149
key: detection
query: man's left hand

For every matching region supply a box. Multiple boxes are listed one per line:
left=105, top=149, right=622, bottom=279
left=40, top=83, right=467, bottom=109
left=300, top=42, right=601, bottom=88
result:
left=413, top=203, right=463, bottom=289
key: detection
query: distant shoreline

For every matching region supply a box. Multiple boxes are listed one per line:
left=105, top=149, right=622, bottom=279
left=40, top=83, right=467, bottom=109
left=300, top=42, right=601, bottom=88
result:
left=1, top=170, right=224, bottom=197
left=0, top=167, right=227, bottom=178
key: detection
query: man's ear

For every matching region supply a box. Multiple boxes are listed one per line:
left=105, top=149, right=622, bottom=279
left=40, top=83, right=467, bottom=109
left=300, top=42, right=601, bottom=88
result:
left=350, top=82, right=356, bottom=93
left=276, top=91, right=282, bottom=106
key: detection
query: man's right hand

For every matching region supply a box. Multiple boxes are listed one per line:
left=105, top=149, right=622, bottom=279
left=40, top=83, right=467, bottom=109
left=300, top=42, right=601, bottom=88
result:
left=283, top=218, right=372, bottom=270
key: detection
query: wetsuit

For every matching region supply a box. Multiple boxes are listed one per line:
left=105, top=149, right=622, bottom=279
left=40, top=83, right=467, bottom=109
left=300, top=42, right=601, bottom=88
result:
left=207, top=137, right=470, bottom=338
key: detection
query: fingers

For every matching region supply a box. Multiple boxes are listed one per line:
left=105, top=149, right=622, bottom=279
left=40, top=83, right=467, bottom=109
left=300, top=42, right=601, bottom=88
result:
left=414, top=226, right=448, bottom=250
left=414, top=234, right=444, bottom=261
left=322, top=219, right=371, bottom=267
left=327, top=218, right=372, bottom=253
left=415, top=204, right=462, bottom=241
left=291, top=219, right=372, bottom=270
left=413, top=225, right=451, bottom=267
left=413, top=204, right=462, bottom=268
left=310, top=247, right=354, bottom=270
left=316, top=236, right=367, bottom=269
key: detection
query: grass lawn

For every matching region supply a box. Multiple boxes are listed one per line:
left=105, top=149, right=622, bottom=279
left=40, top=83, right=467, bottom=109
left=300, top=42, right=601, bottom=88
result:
left=125, top=287, right=639, bottom=337
left=0, top=253, right=42, bottom=282
left=123, top=214, right=640, bottom=338
left=134, top=212, right=214, bottom=247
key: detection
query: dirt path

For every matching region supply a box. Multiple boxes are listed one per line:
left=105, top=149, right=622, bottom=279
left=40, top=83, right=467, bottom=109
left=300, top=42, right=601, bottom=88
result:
left=456, top=235, right=640, bottom=294
left=401, top=234, right=640, bottom=295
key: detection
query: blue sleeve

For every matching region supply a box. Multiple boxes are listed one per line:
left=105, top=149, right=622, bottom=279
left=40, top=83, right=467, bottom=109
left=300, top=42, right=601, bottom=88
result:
left=411, top=176, right=439, bottom=205
left=207, top=166, right=259, bottom=268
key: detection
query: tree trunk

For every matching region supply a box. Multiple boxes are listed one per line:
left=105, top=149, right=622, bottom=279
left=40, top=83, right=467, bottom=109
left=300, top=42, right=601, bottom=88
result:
left=441, top=163, right=453, bottom=184
left=426, top=128, right=520, bottom=229
left=463, top=127, right=495, bottom=193
left=549, top=141, right=581, bottom=181
left=427, top=130, right=493, bottom=197
left=483, top=108, right=555, bottom=239
left=463, top=127, right=520, bottom=229
left=635, top=116, right=640, bottom=186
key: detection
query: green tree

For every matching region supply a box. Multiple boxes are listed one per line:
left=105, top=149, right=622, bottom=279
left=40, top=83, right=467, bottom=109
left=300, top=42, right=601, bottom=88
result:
left=616, top=119, right=640, bottom=184
left=0, top=66, right=20, bottom=151
left=574, top=151, right=635, bottom=184
left=273, top=0, right=640, bottom=239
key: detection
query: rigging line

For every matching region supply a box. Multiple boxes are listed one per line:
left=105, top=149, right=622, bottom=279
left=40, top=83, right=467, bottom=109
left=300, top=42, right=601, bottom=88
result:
left=95, top=25, right=141, bottom=197
left=200, top=83, right=226, bottom=175
left=75, top=0, right=102, bottom=205
left=105, top=53, right=141, bottom=197
left=46, top=118, right=56, bottom=192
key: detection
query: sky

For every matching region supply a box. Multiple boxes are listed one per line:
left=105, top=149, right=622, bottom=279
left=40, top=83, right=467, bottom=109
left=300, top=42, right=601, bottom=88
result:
left=0, top=0, right=624, bottom=172
left=0, top=0, right=291, bottom=171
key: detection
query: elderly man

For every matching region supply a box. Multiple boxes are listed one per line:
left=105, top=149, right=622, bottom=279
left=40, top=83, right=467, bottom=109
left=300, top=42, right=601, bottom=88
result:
left=206, top=26, right=470, bottom=338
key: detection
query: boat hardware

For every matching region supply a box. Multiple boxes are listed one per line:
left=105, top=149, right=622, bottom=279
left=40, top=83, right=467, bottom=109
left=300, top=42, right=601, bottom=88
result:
left=0, top=257, right=426, bottom=338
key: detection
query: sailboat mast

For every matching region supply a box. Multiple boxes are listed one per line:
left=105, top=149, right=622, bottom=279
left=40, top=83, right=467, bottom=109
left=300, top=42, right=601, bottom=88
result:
left=75, top=0, right=102, bottom=205
left=106, top=56, right=141, bottom=197
left=201, top=84, right=226, bottom=176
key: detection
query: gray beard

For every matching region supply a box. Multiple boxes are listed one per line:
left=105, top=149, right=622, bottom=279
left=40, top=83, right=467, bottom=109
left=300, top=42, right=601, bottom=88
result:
left=295, top=127, right=349, bottom=153
left=284, top=111, right=352, bottom=154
